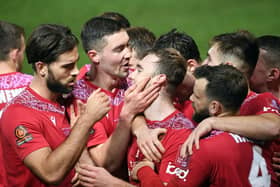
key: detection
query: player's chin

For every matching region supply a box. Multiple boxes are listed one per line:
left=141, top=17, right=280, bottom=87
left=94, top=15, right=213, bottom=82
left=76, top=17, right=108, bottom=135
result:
left=119, top=71, right=129, bottom=78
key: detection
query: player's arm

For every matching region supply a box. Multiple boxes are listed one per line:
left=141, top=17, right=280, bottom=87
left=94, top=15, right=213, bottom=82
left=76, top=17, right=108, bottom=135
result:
left=211, top=113, right=280, bottom=140
left=132, top=160, right=166, bottom=187
left=89, top=78, right=161, bottom=172
left=132, top=115, right=166, bottom=162
left=181, top=113, right=280, bottom=156
left=76, top=165, right=135, bottom=187
left=24, top=89, right=110, bottom=184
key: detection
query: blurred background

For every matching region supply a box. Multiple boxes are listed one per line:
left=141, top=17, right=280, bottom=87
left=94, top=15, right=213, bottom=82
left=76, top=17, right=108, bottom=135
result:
left=0, top=0, right=279, bottom=74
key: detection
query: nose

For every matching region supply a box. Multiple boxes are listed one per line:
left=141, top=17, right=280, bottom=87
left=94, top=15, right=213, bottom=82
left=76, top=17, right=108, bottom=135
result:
left=124, top=45, right=132, bottom=60
left=71, top=64, right=79, bottom=77
left=128, top=69, right=136, bottom=80
left=190, top=93, right=194, bottom=102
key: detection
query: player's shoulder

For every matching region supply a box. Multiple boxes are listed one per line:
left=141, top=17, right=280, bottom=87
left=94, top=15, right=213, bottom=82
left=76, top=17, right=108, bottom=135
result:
left=163, top=128, right=193, bottom=144
left=199, top=132, right=233, bottom=149
left=2, top=100, right=39, bottom=119
left=245, top=91, right=277, bottom=103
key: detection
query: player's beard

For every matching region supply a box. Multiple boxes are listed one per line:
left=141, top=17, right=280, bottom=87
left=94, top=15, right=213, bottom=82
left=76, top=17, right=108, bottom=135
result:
left=46, top=69, right=73, bottom=94
left=192, top=108, right=210, bottom=123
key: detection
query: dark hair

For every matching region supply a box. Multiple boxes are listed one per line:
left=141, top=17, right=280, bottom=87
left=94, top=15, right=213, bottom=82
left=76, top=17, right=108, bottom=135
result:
left=194, top=64, right=248, bottom=113
left=100, top=11, right=130, bottom=28
left=257, top=35, right=280, bottom=69
left=127, top=27, right=156, bottom=59
left=211, top=30, right=259, bottom=78
left=81, top=17, right=123, bottom=52
left=0, top=21, right=24, bottom=61
left=26, top=24, right=78, bottom=71
left=154, top=29, right=201, bottom=62
left=146, top=48, right=186, bottom=95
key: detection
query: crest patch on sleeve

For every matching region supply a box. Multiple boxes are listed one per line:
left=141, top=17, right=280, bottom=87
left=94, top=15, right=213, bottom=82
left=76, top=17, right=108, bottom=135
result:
left=14, top=125, right=33, bottom=146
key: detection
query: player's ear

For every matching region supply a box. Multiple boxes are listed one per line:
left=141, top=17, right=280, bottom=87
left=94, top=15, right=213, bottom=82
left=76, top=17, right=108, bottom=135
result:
left=9, top=48, right=19, bottom=63
left=87, top=49, right=100, bottom=65
left=209, top=100, right=223, bottom=116
left=154, top=74, right=167, bottom=85
left=268, top=68, right=280, bottom=81
left=35, top=61, right=47, bottom=77
left=186, top=59, right=199, bottom=74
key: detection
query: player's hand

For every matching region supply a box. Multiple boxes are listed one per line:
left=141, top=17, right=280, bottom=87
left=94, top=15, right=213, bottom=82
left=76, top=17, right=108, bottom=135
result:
left=71, top=172, right=80, bottom=187
left=180, top=117, right=214, bottom=157
left=131, top=160, right=155, bottom=181
left=70, top=100, right=85, bottom=128
left=272, top=151, right=280, bottom=180
left=76, top=165, right=120, bottom=187
left=121, top=77, right=161, bottom=121
left=84, top=88, right=110, bottom=124
left=135, top=125, right=166, bottom=162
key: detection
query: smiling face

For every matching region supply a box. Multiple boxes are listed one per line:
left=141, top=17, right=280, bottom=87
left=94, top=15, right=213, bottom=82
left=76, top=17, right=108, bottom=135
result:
left=46, top=46, right=79, bottom=94
left=98, top=30, right=131, bottom=79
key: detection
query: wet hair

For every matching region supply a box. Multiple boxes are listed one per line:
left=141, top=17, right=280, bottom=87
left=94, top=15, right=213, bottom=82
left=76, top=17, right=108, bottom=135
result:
left=81, top=17, right=123, bottom=52
left=194, top=64, right=248, bottom=113
left=100, top=11, right=130, bottom=28
left=154, top=29, right=201, bottom=62
left=145, top=48, right=187, bottom=95
left=211, top=30, right=259, bottom=78
left=257, top=35, right=280, bottom=69
left=26, top=24, right=78, bottom=71
left=127, top=27, right=156, bottom=59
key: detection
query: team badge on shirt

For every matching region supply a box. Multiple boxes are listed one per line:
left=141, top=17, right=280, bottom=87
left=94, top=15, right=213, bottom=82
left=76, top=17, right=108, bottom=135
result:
left=14, top=125, right=33, bottom=146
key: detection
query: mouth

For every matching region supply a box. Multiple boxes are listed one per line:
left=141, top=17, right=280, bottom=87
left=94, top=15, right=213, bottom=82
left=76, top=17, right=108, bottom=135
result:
left=67, top=80, right=76, bottom=87
left=121, top=63, right=130, bottom=72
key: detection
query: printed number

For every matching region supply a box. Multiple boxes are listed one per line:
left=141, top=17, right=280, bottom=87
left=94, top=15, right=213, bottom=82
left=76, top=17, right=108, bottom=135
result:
left=248, top=145, right=271, bottom=187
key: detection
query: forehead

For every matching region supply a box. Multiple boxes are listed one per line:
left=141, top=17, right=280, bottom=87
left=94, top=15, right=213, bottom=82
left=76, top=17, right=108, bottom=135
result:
left=208, top=44, right=220, bottom=57
left=208, top=44, right=223, bottom=63
left=55, top=46, right=79, bottom=64
left=257, top=49, right=268, bottom=67
left=103, top=30, right=129, bottom=47
left=139, top=53, right=159, bottom=68
left=194, top=78, right=208, bottom=94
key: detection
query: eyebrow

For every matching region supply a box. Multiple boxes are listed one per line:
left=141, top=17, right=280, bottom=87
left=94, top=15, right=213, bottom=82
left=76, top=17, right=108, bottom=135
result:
left=113, top=43, right=126, bottom=51
left=136, top=64, right=143, bottom=70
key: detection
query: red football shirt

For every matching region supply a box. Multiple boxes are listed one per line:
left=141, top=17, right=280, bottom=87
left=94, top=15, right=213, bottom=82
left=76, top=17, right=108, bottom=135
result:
left=127, top=110, right=194, bottom=185
left=0, top=72, right=32, bottom=187
left=137, top=131, right=276, bottom=187
left=240, top=91, right=280, bottom=185
left=0, top=87, right=75, bottom=187
left=72, top=76, right=125, bottom=147
left=173, top=99, right=196, bottom=126
left=240, top=91, right=280, bottom=116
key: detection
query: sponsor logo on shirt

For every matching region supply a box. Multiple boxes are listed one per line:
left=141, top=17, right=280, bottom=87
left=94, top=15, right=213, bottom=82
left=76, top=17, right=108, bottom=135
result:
left=14, top=125, right=33, bottom=146
left=165, top=162, right=189, bottom=181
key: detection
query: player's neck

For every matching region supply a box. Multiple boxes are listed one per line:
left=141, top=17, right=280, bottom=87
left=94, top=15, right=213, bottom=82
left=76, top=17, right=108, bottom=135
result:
left=29, top=75, right=61, bottom=102
left=144, top=92, right=176, bottom=121
left=0, top=61, right=17, bottom=74
left=267, top=81, right=280, bottom=100
left=88, top=69, right=120, bottom=92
